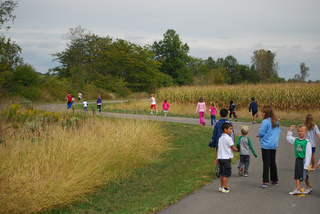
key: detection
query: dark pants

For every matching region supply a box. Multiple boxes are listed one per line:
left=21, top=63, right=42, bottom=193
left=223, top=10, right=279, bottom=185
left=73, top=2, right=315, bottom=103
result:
left=229, top=111, right=237, bottom=119
left=261, top=148, right=278, bottom=183
left=239, top=155, right=250, bottom=173
left=211, top=115, right=216, bottom=125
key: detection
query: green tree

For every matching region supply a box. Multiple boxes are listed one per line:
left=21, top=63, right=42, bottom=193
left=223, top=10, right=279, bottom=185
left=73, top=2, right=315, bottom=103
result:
left=251, top=49, right=280, bottom=82
left=0, top=0, right=18, bottom=30
left=152, top=29, right=192, bottom=85
left=293, top=62, right=309, bottom=82
left=0, top=1, right=22, bottom=91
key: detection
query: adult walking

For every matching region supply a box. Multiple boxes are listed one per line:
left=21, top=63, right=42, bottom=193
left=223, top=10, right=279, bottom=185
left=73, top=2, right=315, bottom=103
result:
left=256, top=106, right=281, bottom=188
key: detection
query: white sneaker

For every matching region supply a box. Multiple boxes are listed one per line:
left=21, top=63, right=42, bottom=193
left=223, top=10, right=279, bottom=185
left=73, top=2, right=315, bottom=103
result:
left=303, top=186, right=313, bottom=194
left=221, top=187, right=230, bottom=193
left=229, top=118, right=232, bottom=121
left=289, top=188, right=302, bottom=195
left=219, top=186, right=223, bottom=192
left=151, top=112, right=153, bottom=115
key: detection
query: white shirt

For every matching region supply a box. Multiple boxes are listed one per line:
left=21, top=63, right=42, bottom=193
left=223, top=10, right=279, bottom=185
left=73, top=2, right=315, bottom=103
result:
left=83, top=101, right=88, bottom=107
left=306, top=125, right=320, bottom=147
left=217, top=133, right=234, bottom=159
left=151, top=97, right=156, bottom=105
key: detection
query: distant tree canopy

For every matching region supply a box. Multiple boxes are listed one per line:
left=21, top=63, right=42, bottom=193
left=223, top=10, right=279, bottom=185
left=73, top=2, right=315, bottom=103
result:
left=251, top=49, right=283, bottom=82
left=152, top=29, right=192, bottom=86
left=51, top=26, right=167, bottom=95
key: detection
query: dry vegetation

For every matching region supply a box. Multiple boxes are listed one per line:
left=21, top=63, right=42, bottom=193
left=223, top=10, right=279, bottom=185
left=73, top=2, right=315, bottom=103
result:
left=156, top=83, right=320, bottom=110
left=0, top=105, right=168, bottom=213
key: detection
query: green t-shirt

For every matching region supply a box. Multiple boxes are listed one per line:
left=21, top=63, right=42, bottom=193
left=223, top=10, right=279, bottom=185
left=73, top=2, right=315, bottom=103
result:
left=294, top=138, right=308, bottom=158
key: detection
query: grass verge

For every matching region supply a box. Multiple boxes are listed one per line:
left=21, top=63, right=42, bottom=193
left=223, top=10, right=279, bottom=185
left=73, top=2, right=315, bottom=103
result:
left=45, top=122, right=239, bottom=213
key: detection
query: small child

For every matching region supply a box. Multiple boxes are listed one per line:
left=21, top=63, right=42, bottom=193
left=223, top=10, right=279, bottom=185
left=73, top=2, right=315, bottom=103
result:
left=97, top=95, right=102, bottom=112
left=83, top=99, right=88, bottom=111
left=209, top=101, right=217, bottom=126
left=78, top=91, right=82, bottom=103
left=195, top=97, right=206, bottom=126
left=286, top=124, right=313, bottom=195
left=304, top=114, right=320, bottom=171
left=162, top=99, right=170, bottom=116
left=236, top=126, right=258, bottom=177
left=249, top=97, right=258, bottom=124
left=150, top=94, right=158, bottom=115
left=228, top=100, right=237, bottom=122
left=216, top=122, right=238, bottom=193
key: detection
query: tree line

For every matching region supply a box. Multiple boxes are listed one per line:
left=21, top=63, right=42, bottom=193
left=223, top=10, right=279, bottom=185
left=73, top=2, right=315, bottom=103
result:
left=0, top=1, right=311, bottom=101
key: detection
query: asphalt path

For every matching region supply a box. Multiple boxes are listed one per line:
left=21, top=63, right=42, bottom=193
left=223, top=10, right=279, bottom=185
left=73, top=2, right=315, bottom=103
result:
left=39, top=103, right=320, bottom=214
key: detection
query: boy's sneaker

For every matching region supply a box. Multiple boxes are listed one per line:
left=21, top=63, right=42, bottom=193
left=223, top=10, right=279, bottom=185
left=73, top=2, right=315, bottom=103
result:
left=238, top=167, right=243, bottom=176
left=151, top=112, right=153, bottom=115
left=303, top=186, right=313, bottom=194
left=219, top=186, right=223, bottom=192
left=253, top=121, right=256, bottom=124
left=244, top=172, right=248, bottom=177
left=235, top=119, right=237, bottom=122
left=229, top=118, right=232, bottom=121
left=261, top=182, right=268, bottom=188
left=221, top=187, right=230, bottom=193
left=289, top=188, right=302, bottom=195
left=270, top=181, right=279, bottom=186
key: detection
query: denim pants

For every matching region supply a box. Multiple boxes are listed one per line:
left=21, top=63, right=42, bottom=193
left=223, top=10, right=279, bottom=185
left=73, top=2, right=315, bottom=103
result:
left=239, top=155, right=250, bottom=173
left=211, top=115, right=216, bottom=125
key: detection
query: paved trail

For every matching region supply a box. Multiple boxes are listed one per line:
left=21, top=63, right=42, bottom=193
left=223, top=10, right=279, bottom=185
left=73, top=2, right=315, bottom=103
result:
left=39, top=103, right=320, bottom=214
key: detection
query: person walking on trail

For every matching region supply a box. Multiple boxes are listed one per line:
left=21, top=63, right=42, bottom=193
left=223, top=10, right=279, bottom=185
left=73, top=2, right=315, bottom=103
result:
left=249, top=97, right=258, bottom=124
left=216, top=122, right=238, bottom=193
left=162, top=99, right=170, bottom=117
left=256, top=106, right=281, bottom=188
left=286, top=124, right=313, bottom=195
left=209, top=108, right=234, bottom=152
left=97, top=95, right=102, bottom=112
left=150, top=94, right=158, bottom=115
left=304, top=114, right=320, bottom=171
left=65, top=93, right=73, bottom=109
left=196, top=97, right=206, bottom=126
left=209, top=101, right=217, bottom=126
left=228, top=101, right=237, bottom=122
left=78, top=91, right=82, bottom=103
left=236, top=126, right=258, bottom=177
left=83, top=99, right=88, bottom=111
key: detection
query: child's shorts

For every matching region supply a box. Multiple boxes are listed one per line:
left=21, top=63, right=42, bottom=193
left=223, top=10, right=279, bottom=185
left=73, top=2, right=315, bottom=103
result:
left=294, top=158, right=308, bottom=181
left=218, top=159, right=232, bottom=177
left=151, top=104, right=157, bottom=109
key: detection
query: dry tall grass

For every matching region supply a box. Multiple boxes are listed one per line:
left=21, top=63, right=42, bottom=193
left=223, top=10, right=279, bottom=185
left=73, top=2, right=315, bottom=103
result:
left=156, top=83, right=320, bottom=110
left=0, top=111, right=167, bottom=213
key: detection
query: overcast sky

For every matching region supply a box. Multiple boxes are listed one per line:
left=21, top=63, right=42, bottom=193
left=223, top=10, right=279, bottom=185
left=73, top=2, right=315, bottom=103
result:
left=3, top=0, right=320, bottom=80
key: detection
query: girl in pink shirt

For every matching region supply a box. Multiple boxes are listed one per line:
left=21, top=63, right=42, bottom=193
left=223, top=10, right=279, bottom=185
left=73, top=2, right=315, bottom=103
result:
left=162, top=99, right=170, bottom=116
left=196, top=97, right=206, bottom=126
left=209, top=101, right=217, bottom=126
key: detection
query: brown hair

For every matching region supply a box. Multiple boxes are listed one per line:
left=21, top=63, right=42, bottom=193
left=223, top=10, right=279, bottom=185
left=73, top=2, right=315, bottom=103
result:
left=210, top=101, right=216, bottom=108
left=262, top=106, right=279, bottom=128
left=305, top=114, right=315, bottom=130
left=199, top=97, right=204, bottom=102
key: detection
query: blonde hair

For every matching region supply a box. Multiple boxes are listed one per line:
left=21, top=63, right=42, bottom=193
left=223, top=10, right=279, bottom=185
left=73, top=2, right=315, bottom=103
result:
left=151, top=94, right=155, bottom=97
left=304, top=114, right=315, bottom=130
left=210, top=101, right=216, bottom=108
left=297, top=124, right=307, bottom=132
left=241, top=126, right=249, bottom=135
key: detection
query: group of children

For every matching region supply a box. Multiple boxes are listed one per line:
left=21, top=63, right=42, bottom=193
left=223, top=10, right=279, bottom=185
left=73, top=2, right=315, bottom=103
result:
left=209, top=105, right=320, bottom=196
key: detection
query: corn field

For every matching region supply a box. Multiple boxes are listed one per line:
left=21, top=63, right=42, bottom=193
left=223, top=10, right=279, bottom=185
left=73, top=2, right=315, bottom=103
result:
left=156, top=83, right=320, bottom=110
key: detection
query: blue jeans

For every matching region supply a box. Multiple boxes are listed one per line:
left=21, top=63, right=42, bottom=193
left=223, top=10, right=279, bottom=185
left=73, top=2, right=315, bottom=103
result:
left=211, top=115, right=216, bottom=125
left=67, top=102, right=72, bottom=109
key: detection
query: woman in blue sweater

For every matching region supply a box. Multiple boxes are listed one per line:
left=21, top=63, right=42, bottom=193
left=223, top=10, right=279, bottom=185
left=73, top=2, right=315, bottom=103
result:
left=256, top=106, right=281, bottom=188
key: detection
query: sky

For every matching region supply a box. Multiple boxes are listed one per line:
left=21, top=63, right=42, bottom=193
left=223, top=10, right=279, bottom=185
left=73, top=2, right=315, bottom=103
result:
left=3, top=0, right=320, bottom=80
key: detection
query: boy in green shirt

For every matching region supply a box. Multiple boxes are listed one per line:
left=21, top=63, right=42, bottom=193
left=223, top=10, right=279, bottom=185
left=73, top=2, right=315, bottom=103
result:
left=236, top=126, right=257, bottom=177
left=286, top=124, right=313, bottom=195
